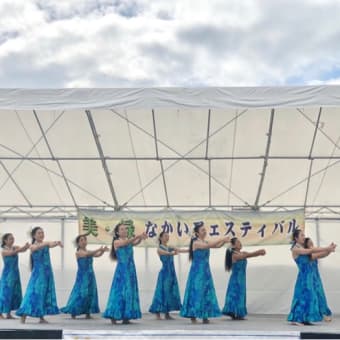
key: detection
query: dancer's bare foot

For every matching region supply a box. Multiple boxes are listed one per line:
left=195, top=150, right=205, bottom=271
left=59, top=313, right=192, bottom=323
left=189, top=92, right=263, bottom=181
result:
left=226, top=312, right=236, bottom=320
left=324, top=316, right=332, bottom=322
left=165, top=313, right=174, bottom=320
left=71, top=315, right=76, bottom=320
left=6, top=314, right=15, bottom=319
left=85, top=314, right=93, bottom=319
left=39, top=317, right=48, bottom=324
left=20, top=315, right=26, bottom=324
left=191, top=317, right=197, bottom=324
left=111, top=318, right=116, bottom=325
left=235, top=316, right=247, bottom=320
left=202, top=318, right=210, bottom=324
left=155, top=313, right=162, bottom=320
left=0, top=314, right=4, bottom=320
left=122, top=319, right=131, bottom=324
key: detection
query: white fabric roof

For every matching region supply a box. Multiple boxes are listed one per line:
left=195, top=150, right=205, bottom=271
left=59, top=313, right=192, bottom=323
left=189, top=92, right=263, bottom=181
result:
left=1, top=86, right=340, bottom=219
left=1, top=86, right=340, bottom=110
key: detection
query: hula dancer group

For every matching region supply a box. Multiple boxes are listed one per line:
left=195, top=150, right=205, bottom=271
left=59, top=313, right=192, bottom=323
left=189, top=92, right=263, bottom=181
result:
left=0, top=223, right=336, bottom=326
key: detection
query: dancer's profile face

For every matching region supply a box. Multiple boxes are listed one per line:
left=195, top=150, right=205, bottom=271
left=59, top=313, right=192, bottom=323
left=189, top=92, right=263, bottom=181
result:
left=5, top=234, right=14, bottom=247
left=197, top=226, right=207, bottom=239
left=295, top=231, right=305, bottom=245
left=235, top=239, right=242, bottom=250
left=118, top=225, right=128, bottom=238
left=78, top=236, right=87, bottom=248
left=160, top=233, right=169, bottom=244
left=34, top=228, right=45, bottom=242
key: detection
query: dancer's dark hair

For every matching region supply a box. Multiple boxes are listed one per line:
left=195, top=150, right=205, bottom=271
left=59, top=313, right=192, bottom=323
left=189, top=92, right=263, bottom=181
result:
left=189, top=224, right=203, bottom=261
left=75, top=234, right=87, bottom=251
left=1, top=233, right=12, bottom=248
left=225, top=237, right=238, bottom=271
left=158, top=231, right=167, bottom=245
left=291, top=229, right=301, bottom=249
left=30, top=226, right=42, bottom=270
left=110, top=223, right=122, bottom=260
left=303, top=237, right=311, bottom=249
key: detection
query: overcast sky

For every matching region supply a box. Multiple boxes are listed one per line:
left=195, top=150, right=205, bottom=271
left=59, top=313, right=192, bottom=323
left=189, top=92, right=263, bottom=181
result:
left=1, top=0, right=340, bottom=88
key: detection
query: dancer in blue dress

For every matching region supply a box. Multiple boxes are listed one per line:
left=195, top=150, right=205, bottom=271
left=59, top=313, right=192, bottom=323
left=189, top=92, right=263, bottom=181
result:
left=149, top=231, right=188, bottom=320
left=16, top=227, right=63, bottom=323
left=103, top=223, right=147, bottom=324
left=222, top=237, right=266, bottom=320
left=0, top=233, right=29, bottom=319
left=303, top=237, right=333, bottom=322
left=61, top=234, right=109, bottom=319
left=180, top=223, right=229, bottom=324
left=287, top=229, right=336, bottom=326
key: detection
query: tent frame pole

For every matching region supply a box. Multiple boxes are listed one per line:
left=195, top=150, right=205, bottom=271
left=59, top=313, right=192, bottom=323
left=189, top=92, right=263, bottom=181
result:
left=254, top=109, right=275, bottom=209
left=85, top=110, right=120, bottom=210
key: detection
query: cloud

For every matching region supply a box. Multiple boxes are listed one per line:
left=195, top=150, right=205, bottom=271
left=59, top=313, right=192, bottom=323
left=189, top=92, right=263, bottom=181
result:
left=35, top=0, right=145, bottom=21
left=0, top=0, right=340, bottom=87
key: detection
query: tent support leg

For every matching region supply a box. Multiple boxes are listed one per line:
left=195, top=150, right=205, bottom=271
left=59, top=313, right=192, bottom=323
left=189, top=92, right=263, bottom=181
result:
left=315, top=218, right=320, bottom=247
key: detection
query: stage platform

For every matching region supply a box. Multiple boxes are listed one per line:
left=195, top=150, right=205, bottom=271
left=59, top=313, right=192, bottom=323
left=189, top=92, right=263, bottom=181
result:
left=1, top=313, right=340, bottom=339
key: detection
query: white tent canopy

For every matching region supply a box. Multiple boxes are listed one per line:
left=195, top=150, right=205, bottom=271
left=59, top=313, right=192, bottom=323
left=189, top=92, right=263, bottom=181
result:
left=1, top=86, right=340, bottom=219
left=1, top=86, right=340, bottom=110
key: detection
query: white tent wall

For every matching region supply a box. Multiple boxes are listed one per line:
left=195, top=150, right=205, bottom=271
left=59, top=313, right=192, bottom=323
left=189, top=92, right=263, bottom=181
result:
left=0, top=218, right=339, bottom=315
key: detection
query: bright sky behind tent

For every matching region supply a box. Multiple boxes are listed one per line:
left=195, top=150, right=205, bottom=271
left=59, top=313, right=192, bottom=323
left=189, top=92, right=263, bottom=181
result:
left=1, top=0, right=340, bottom=87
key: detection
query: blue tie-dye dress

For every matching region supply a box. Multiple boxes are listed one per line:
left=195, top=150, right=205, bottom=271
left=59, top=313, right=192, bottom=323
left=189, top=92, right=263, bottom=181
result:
left=149, top=245, right=182, bottom=314
left=222, top=258, right=247, bottom=318
left=0, top=254, right=22, bottom=313
left=312, top=259, right=331, bottom=317
left=16, top=246, right=59, bottom=317
left=287, top=254, right=322, bottom=323
left=103, top=244, right=141, bottom=320
left=61, top=256, right=99, bottom=316
left=180, top=248, right=221, bottom=319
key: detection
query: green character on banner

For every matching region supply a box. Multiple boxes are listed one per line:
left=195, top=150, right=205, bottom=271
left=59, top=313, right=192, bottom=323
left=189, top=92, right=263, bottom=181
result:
left=104, top=219, right=135, bottom=237
left=82, top=216, right=98, bottom=237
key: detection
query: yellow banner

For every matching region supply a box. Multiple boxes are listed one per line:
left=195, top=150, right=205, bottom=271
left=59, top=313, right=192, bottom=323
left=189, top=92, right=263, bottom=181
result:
left=78, top=209, right=304, bottom=247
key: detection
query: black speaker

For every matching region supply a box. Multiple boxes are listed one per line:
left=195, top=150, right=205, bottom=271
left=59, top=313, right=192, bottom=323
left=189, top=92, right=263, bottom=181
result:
left=301, top=332, right=340, bottom=339
left=0, top=329, right=62, bottom=339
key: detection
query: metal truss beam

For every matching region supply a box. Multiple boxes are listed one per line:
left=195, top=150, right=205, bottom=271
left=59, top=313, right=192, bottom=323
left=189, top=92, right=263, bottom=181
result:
left=0, top=110, right=65, bottom=193
left=205, top=109, right=211, bottom=159
left=1, top=204, right=340, bottom=220
left=0, top=161, right=32, bottom=206
left=1, top=204, right=340, bottom=208
left=304, top=107, right=322, bottom=207
left=33, top=110, right=78, bottom=207
left=160, top=160, right=170, bottom=207
left=254, top=109, right=275, bottom=209
left=85, top=110, right=120, bottom=210
left=111, top=108, right=251, bottom=207
left=3, top=155, right=340, bottom=161
left=152, top=109, right=159, bottom=159
left=208, top=159, right=212, bottom=207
